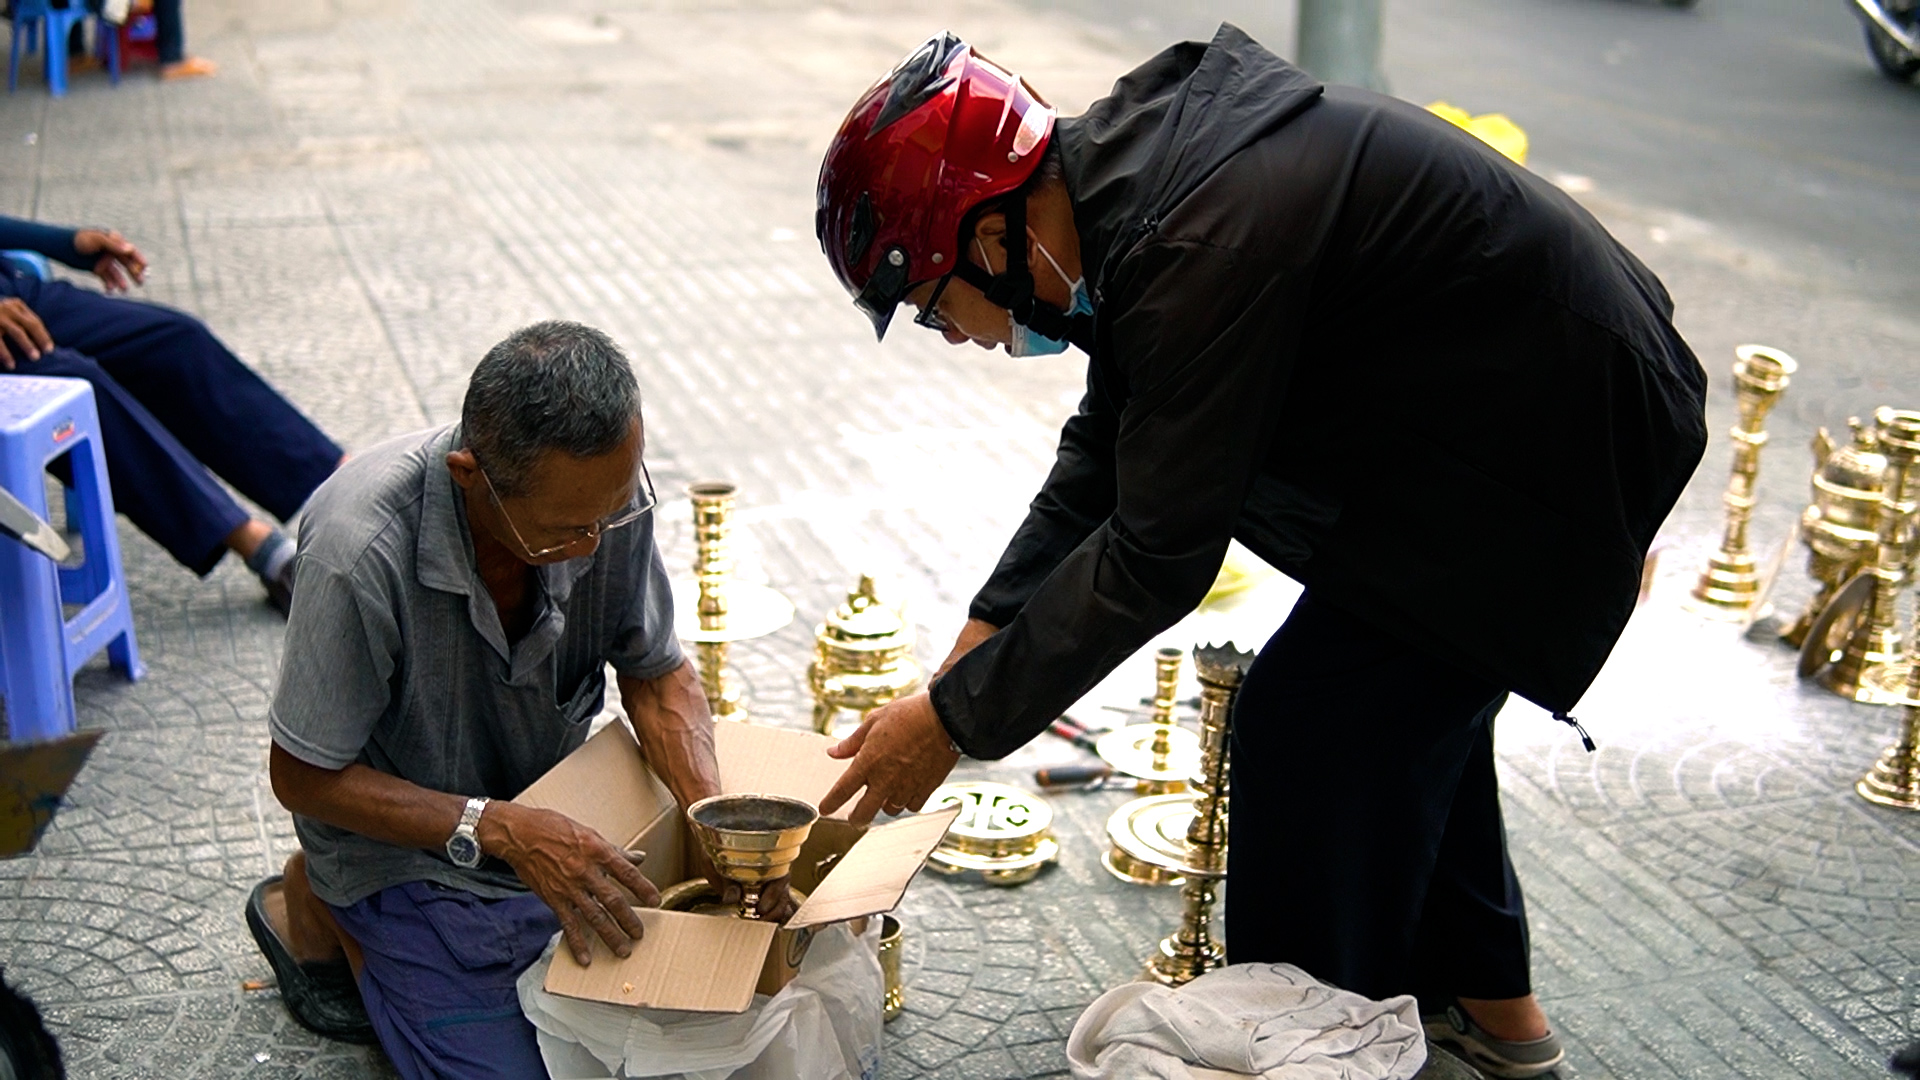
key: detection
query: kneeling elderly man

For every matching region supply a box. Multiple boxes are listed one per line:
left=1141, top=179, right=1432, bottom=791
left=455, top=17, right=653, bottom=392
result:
left=250, top=321, right=721, bottom=1077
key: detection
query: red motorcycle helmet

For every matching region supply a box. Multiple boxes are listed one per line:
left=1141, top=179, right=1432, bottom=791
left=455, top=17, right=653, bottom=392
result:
left=816, top=32, right=1056, bottom=340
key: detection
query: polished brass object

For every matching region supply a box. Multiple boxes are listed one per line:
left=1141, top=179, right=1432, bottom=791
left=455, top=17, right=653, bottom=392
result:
left=878, top=914, right=904, bottom=1022
left=685, top=794, right=818, bottom=920
left=1812, top=409, right=1920, bottom=703
left=1146, top=642, right=1253, bottom=986
left=674, top=482, right=794, bottom=722
left=1096, top=648, right=1202, bottom=794
left=808, top=575, right=922, bottom=737
left=658, top=877, right=808, bottom=917
left=1691, top=345, right=1797, bottom=617
left=1102, top=794, right=1194, bottom=887
left=1858, top=594, right=1920, bottom=809
left=924, top=782, right=1057, bottom=885
left=1783, top=418, right=1890, bottom=647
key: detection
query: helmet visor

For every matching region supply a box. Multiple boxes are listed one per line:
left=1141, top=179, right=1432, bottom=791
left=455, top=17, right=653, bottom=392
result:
left=853, top=245, right=912, bottom=340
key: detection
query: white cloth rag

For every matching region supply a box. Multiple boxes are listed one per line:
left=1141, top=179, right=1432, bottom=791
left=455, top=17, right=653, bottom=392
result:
left=1066, top=963, right=1426, bottom=1080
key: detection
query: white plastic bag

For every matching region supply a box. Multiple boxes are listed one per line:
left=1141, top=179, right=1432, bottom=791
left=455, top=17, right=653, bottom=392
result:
left=518, top=919, right=884, bottom=1080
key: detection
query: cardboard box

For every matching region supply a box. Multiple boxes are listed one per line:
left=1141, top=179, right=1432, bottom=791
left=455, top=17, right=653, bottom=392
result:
left=514, top=720, right=958, bottom=1013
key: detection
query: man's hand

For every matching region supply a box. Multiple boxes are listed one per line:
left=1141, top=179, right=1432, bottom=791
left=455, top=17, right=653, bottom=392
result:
left=820, top=691, right=962, bottom=824
left=72, top=229, right=147, bottom=293
left=0, top=298, right=51, bottom=370
left=478, top=800, right=659, bottom=967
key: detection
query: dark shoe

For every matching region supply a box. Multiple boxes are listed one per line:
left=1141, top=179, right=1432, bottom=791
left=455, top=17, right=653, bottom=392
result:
left=245, top=877, right=377, bottom=1044
left=1423, top=1001, right=1564, bottom=1079
left=264, top=557, right=295, bottom=618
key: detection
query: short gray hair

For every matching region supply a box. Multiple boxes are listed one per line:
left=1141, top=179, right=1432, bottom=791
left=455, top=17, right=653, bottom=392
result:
left=462, top=321, right=640, bottom=497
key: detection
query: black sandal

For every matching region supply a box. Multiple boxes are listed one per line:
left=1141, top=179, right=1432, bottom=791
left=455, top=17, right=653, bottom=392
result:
left=245, top=876, right=378, bottom=1045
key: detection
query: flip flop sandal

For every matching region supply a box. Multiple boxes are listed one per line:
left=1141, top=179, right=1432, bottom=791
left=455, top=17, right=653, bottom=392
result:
left=245, top=876, right=378, bottom=1045
left=1423, top=1001, right=1565, bottom=1079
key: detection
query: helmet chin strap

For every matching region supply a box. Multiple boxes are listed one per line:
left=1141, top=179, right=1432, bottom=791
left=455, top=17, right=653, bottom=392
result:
left=951, top=194, right=1096, bottom=352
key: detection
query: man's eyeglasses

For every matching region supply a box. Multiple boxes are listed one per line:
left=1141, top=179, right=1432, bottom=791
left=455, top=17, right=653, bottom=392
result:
left=479, top=460, right=657, bottom=559
left=911, top=274, right=955, bottom=333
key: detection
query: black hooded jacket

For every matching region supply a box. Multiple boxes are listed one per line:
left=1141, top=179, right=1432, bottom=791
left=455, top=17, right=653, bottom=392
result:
left=927, top=25, right=1708, bottom=759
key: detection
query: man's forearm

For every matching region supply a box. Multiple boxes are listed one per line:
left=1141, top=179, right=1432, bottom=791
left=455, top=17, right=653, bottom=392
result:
left=618, top=660, right=722, bottom=813
left=269, top=742, right=465, bottom=851
left=0, top=217, right=90, bottom=270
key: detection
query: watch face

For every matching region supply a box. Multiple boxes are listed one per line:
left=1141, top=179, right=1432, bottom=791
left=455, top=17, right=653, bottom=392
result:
left=447, top=833, right=482, bottom=868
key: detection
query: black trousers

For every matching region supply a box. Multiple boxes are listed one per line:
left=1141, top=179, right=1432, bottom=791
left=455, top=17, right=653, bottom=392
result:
left=1, top=269, right=341, bottom=575
left=1225, top=591, right=1532, bottom=1007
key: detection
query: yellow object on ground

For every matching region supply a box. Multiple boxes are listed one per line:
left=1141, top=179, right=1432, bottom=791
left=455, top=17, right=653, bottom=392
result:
left=1201, top=542, right=1279, bottom=607
left=1426, top=101, right=1529, bottom=166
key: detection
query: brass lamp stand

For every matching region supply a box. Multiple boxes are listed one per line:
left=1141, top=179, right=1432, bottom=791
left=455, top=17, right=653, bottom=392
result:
left=1858, top=592, right=1920, bottom=810
left=673, top=482, right=793, bottom=722
left=1145, top=642, right=1253, bottom=986
left=1691, top=345, right=1797, bottom=618
left=1096, top=648, right=1201, bottom=795
left=807, top=575, right=922, bottom=738
left=1806, top=410, right=1920, bottom=703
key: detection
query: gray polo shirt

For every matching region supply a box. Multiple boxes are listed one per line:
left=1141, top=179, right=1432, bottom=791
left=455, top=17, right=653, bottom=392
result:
left=269, top=424, right=684, bottom=907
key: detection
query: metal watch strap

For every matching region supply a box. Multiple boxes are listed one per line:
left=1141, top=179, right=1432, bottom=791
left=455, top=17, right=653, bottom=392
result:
left=457, top=796, right=488, bottom=846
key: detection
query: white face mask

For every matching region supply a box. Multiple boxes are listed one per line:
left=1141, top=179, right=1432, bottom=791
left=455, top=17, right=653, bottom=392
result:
left=978, top=235, right=1089, bottom=357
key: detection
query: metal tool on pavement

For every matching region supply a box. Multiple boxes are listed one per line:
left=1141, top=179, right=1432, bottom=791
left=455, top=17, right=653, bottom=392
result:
left=0, top=484, right=69, bottom=562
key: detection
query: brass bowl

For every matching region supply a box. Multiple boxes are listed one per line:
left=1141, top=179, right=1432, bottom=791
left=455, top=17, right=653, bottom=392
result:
left=658, top=877, right=807, bottom=919
left=686, top=794, right=818, bottom=885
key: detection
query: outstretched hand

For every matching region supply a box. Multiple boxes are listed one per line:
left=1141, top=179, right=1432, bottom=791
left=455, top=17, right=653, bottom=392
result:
left=73, top=229, right=146, bottom=293
left=480, top=801, right=659, bottom=967
left=819, top=691, right=961, bottom=825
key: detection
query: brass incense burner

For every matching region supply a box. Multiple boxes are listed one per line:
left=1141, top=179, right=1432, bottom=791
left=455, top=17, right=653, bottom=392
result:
left=685, top=794, right=818, bottom=920
left=673, top=482, right=793, bottom=722
left=1096, top=648, right=1202, bottom=795
left=1692, top=345, right=1797, bottom=617
left=1802, top=409, right=1920, bottom=704
left=1145, top=642, right=1252, bottom=986
left=1783, top=418, right=1891, bottom=648
left=924, top=782, right=1057, bottom=886
left=808, top=575, right=922, bottom=738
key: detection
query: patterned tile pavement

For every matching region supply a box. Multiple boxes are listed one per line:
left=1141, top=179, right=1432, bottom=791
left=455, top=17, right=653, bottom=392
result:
left=2, top=0, right=1918, bottom=1076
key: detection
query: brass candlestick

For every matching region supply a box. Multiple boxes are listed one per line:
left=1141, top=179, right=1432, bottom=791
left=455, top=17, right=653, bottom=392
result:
left=1145, top=641, right=1253, bottom=987
left=1692, top=345, right=1797, bottom=617
left=1857, top=593, right=1920, bottom=810
left=808, top=575, right=922, bottom=738
left=1783, top=418, right=1888, bottom=649
left=1811, top=409, right=1920, bottom=703
left=1097, top=648, right=1201, bottom=794
left=685, top=793, right=818, bottom=920
left=673, top=482, right=793, bottom=722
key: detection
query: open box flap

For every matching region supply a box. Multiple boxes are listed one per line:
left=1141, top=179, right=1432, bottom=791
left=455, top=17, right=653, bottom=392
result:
left=514, top=722, right=675, bottom=851
left=542, top=908, right=779, bottom=1013
left=787, top=805, right=960, bottom=930
left=712, top=722, right=856, bottom=817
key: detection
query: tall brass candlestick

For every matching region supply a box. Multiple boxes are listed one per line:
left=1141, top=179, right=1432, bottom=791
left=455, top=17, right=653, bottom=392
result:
left=1146, top=642, right=1253, bottom=987
left=1143, top=648, right=1185, bottom=793
left=1692, top=345, right=1797, bottom=616
left=1819, top=409, right=1920, bottom=703
left=675, top=482, right=793, bottom=723
left=1098, top=648, right=1200, bottom=795
left=1857, top=591, right=1920, bottom=810
left=691, top=482, right=743, bottom=720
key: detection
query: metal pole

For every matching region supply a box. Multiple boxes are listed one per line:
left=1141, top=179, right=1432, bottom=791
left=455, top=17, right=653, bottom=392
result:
left=1296, top=0, right=1388, bottom=92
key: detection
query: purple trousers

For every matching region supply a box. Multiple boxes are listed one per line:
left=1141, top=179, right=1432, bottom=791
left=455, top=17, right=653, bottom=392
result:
left=331, top=881, right=561, bottom=1080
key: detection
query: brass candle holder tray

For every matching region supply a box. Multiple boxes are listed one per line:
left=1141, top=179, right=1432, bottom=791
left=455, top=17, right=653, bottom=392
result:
left=923, top=782, right=1057, bottom=886
left=1103, top=794, right=1196, bottom=887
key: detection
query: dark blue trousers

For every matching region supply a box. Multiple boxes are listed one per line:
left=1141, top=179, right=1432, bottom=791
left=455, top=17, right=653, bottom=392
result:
left=1226, top=591, right=1532, bottom=1007
left=1, top=269, right=340, bottom=575
left=331, top=881, right=560, bottom=1080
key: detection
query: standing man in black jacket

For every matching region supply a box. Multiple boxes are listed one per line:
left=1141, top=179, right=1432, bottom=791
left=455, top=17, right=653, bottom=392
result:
left=814, top=28, right=1706, bottom=1078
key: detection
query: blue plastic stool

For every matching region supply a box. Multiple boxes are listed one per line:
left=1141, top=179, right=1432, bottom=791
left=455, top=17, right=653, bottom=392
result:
left=0, top=376, right=143, bottom=741
left=7, top=0, right=120, bottom=97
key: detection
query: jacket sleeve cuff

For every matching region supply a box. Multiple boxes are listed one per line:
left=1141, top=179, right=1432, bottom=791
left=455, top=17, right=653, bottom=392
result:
left=926, top=672, right=973, bottom=759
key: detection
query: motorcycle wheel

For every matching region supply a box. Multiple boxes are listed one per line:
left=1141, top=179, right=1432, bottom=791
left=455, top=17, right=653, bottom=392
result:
left=1865, top=20, right=1920, bottom=81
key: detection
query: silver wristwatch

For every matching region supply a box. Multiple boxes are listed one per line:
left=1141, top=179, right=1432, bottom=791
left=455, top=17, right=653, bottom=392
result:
left=445, top=796, right=490, bottom=869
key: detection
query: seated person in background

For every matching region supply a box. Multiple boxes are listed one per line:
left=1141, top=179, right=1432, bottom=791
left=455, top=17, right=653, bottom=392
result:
left=0, top=216, right=342, bottom=613
left=253, top=321, right=724, bottom=1078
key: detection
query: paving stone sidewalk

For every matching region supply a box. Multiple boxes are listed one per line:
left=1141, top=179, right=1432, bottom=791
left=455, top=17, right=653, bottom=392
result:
left=2, top=0, right=1918, bottom=1077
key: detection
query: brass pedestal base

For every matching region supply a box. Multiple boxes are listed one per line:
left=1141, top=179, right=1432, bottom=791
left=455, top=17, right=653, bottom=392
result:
left=1103, top=794, right=1194, bottom=887
left=1096, top=725, right=1202, bottom=795
left=1858, top=743, right=1920, bottom=810
left=925, top=782, right=1057, bottom=886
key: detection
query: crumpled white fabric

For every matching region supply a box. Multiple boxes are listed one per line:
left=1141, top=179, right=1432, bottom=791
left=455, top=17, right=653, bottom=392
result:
left=517, top=920, right=883, bottom=1080
left=1066, top=963, right=1426, bottom=1080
